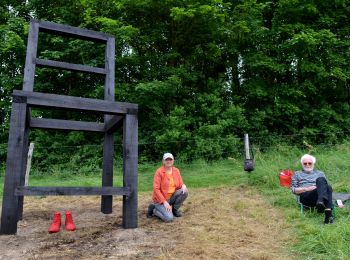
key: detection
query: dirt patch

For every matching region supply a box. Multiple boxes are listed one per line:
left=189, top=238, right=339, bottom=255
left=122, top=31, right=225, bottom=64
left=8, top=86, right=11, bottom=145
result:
left=0, top=187, right=293, bottom=259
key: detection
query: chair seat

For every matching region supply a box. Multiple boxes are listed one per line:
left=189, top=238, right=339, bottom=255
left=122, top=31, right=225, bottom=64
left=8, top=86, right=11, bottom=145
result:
left=298, top=199, right=336, bottom=216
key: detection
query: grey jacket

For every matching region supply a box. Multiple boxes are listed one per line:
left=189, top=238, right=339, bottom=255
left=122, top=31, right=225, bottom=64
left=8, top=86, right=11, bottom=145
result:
left=291, top=169, right=326, bottom=194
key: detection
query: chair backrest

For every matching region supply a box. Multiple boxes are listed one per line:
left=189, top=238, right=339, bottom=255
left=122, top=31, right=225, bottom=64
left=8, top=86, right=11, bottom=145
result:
left=23, top=19, right=115, bottom=102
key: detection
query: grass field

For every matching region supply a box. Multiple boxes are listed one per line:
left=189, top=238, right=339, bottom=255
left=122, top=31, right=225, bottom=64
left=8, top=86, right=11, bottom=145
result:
left=1, top=142, right=350, bottom=259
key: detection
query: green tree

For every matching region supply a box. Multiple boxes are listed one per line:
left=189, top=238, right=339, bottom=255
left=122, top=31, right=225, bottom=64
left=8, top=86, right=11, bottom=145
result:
left=0, top=4, right=28, bottom=163
left=2, top=0, right=350, bottom=165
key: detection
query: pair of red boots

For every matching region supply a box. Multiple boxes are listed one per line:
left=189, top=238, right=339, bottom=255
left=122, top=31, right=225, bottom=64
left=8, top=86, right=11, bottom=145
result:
left=48, top=211, right=76, bottom=233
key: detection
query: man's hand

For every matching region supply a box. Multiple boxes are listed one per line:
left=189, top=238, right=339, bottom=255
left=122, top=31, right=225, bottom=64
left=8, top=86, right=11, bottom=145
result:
left=304, top=186, right=317, bottom=192
left=296, top=185, right=317, bottom=194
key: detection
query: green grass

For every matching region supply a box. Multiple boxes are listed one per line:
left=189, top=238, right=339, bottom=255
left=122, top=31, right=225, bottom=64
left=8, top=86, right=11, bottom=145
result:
left=1, top=142, right=350, bottom=258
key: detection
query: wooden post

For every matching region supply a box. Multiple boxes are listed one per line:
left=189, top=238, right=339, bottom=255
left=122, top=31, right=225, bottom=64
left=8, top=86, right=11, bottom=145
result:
left=17, top=120, right=30, bottom=221
left=101, top=133, right=114, bottom=214
left=0, top=100, right=29, bottom=234
left=122, top=113, right=138, bottom=228
left=25, top=142, right=35, bottom=186
left=23, top=21, right=39, bottom=91
left=101, top=35, right=115, bottom=214
left=104, top=36, right=115, bottom=101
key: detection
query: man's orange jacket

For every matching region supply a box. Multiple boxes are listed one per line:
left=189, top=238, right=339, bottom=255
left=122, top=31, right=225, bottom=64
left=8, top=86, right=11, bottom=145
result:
left=152, top=166, right=184, bottom=204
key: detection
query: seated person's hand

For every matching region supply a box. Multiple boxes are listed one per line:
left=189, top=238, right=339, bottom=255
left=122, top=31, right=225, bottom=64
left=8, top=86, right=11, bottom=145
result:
left=304, top=185, right=317, bottom=192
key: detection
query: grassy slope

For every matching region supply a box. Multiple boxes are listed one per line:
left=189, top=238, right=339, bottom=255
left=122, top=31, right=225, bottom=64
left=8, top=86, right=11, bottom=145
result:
left=251, top=143, right=350, bottom=259
left=1, top=143, right=350, bottom=259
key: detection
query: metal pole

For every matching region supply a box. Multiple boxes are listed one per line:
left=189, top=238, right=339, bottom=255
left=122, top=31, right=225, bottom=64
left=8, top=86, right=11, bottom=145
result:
left=244, top=133, right=250, bottom=159
left=244, top=133, right=254, bottom=172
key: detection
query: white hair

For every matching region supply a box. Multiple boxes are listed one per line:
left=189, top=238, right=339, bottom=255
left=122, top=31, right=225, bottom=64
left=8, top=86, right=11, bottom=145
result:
left=300, top=154, right=316, bottom=164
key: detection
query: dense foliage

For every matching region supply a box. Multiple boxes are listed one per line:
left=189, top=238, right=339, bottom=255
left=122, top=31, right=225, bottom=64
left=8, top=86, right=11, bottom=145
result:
left=1, top=0, right=350, bottom=166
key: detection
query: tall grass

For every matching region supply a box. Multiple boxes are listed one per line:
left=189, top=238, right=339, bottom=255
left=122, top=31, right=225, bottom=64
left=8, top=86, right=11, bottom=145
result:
left=1, top=141, right=350, bottom=258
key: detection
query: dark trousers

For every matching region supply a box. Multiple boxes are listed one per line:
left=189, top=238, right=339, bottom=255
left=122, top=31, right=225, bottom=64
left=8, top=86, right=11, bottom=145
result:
left=300, top=177, right=333, bottom=208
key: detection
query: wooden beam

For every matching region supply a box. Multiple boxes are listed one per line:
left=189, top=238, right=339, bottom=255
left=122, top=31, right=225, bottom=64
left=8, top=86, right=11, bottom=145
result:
left=104, top=115, right=123, bottom=133
left=23, top=21, right=39, bottom=91
left=30, top=118, right=105, bottom=132
left=13, top=90, right=138, bottom=115
left=15, top=186, right=130, bottom=196
left=36, top=58, right=106, bottom=74
left=35, top=19, right=111, bottom=43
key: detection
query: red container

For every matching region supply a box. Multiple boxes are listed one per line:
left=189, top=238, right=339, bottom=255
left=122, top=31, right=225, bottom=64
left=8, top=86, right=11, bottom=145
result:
left=279, top=169, right=293, bottom=187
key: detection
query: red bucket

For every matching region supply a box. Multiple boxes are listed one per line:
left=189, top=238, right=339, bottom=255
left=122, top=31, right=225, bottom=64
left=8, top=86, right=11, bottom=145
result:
left=279, top=169, right=293, bottom=187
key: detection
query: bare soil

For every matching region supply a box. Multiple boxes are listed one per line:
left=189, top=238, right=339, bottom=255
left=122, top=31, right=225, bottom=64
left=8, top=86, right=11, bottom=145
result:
left=0, top=187, right=293, bottom=259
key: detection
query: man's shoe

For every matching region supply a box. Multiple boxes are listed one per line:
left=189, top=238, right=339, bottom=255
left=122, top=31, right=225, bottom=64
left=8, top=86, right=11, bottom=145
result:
left=173, top=209, right=183, bottom=217
left=324, top=216, right=335, bottom=224
left=316, top=201, right=325, bottom=213
left=147, top=204, right=155, bottom=218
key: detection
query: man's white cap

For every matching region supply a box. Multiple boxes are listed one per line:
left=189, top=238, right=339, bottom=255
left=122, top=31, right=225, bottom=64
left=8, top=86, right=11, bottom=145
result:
left=163, top=152, right=174, bottom=160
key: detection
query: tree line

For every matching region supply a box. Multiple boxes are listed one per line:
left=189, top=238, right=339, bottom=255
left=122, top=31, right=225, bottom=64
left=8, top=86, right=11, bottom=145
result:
left=1, top=0, right=350, bottom=166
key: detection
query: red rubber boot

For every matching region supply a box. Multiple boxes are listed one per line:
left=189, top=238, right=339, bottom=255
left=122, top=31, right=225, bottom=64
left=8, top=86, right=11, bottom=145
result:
left=48, top=212, right=61, bottom=233
left=65, top=211, right=76, bottom=231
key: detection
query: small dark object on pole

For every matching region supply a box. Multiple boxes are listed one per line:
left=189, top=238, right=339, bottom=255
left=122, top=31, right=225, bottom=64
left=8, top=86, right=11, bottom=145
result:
left=244, top=159, right=254, bottom=172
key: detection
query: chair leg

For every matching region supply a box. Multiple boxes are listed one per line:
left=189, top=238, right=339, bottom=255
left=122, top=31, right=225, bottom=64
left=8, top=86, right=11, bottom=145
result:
left=0, top=102, right=29, bottom=234
left=300, top=203, right=336, bottom=217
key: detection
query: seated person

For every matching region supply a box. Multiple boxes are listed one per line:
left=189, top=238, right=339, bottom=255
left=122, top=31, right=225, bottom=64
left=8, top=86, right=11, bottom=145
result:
left=291, top=154, right=334, bottom=224
left=147, top=152, right=188, bottom=222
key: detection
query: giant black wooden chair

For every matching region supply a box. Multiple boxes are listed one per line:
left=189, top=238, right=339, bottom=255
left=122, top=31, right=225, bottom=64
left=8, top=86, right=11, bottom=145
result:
left=0, top=20, right=138, bottom=235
